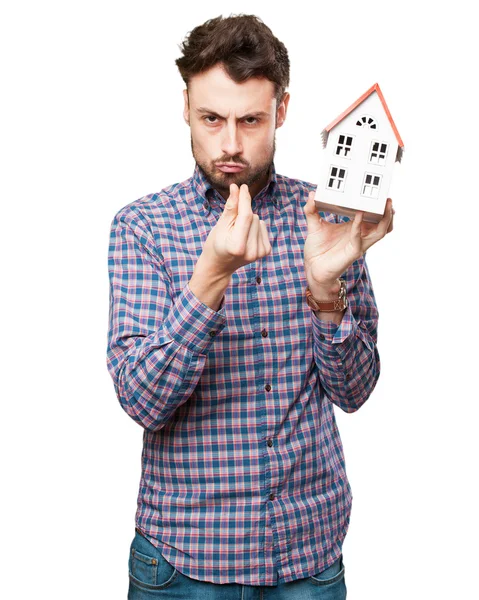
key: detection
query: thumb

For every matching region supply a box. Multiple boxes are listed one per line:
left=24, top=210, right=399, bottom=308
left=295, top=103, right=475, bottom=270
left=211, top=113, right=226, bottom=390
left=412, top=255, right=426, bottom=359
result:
left=303, top=190, right=322, bottom=234
left=222, top=183, right=240, bottom=218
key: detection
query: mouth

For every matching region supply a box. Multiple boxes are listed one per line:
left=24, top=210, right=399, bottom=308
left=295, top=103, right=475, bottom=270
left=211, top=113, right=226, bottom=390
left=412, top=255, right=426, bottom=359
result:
left=216, top=163, right=246, bottom=173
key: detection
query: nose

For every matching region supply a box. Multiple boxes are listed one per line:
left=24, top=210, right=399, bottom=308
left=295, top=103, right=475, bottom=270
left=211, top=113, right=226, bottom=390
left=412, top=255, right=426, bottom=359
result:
left=221, top=121, right=243, bottom=157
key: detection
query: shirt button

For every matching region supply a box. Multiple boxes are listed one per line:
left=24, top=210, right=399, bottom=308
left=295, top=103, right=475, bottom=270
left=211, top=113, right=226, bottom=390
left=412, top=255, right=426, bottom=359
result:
left=265, top=384, right=271, bottom=392
left=319, top=334, right=326, bottom=340
left=261, top=329, right=268, bottom=337
left=269, top=493, right=275, bottom=500
left=209, top=330, right=216, bottom=337
left=267, top=439, right=273, bottom=447
left=256, top=276, right=262, bottom=284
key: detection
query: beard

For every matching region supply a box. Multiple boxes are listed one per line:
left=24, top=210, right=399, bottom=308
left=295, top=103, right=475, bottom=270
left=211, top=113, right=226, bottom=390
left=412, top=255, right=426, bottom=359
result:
left=190, top=135, right=276, bottom=197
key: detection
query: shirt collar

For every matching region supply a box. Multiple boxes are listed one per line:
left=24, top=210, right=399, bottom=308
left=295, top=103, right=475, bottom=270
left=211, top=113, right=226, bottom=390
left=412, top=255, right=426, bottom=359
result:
left=191, top=161, right=279, bottom=214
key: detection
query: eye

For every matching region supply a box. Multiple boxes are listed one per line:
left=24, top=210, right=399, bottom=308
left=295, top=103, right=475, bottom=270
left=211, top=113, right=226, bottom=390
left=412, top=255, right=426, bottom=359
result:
left=204, top=116, right=219, bottom=124
left=203, top=115, right=259, bottom=125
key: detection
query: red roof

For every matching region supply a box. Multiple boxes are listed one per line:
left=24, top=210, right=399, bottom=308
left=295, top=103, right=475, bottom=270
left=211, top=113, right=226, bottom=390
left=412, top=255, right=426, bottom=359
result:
left=323, top=83, right=404, bottom=148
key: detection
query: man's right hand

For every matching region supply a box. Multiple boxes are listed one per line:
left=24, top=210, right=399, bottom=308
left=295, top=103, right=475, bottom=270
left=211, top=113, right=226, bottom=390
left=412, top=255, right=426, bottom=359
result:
left=201, top=183, right=272, bottom=277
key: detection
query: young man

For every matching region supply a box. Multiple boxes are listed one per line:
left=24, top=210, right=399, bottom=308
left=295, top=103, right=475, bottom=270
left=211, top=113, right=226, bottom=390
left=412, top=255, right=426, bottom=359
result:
left=106, top=14, right=394, bottom=600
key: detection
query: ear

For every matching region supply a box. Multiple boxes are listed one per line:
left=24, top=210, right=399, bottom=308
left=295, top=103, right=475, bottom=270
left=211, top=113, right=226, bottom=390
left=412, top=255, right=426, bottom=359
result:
left=183, top=89, right=190, bottom=126
left=276, top=92, right=290, bottom=129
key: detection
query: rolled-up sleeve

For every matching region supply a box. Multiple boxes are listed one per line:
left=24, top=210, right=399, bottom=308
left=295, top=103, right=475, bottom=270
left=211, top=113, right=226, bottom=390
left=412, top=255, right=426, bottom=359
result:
left=106, top=210, right=227, bottom=431
left=311, top=252, right=380, bottom=413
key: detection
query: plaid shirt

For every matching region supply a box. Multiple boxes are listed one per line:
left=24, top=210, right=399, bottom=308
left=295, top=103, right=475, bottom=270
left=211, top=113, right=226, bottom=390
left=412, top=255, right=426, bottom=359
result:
left=106, top=162, right=380, bottom=586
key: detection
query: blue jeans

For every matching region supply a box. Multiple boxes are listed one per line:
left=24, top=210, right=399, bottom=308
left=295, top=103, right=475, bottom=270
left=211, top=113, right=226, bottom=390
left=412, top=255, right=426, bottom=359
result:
left=128, top=529, right=347, bottom=599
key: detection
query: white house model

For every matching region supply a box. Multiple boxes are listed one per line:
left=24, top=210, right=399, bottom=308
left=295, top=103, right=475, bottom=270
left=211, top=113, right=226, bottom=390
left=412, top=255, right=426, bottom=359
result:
left=315, top=83, right=404, bottom=223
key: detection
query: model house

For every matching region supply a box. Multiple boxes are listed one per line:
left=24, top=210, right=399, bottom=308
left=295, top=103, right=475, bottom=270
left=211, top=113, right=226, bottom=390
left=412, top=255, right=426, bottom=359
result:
left=315, top=83, right=404, bottom=223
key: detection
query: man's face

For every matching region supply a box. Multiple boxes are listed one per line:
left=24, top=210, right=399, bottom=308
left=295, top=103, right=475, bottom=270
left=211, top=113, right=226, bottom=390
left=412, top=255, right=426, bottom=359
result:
left=183, top=63, right=289, bottom=199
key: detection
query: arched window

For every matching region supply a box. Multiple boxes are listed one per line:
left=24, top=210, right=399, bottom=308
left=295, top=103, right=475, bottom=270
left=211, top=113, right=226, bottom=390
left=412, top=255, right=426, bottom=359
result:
left=356, top=115, right=377, bottom=129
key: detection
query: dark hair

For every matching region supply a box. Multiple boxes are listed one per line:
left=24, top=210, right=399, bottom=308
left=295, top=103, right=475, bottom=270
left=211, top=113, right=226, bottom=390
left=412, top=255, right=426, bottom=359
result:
left=175, top=14, right=290, bottom=107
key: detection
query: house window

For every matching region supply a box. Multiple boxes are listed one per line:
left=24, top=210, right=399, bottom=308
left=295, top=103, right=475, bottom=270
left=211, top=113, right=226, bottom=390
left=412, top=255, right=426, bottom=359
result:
left=356, top=115, right=377, bottom=129
left=327, top=165, right=347, bottom=192
left=335, top=134, right=354, bottom=158
left=361, top=173, right=382, bottom=198
left=369, top=141, right=388, bottom=165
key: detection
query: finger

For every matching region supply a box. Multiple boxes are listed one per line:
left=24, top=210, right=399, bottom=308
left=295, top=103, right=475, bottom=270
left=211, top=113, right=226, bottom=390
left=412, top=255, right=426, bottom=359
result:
left=387, top=205, right=395, bottom=234
left=375, top=198, right=394, bottom=238
left=232, top=184, right=254, bottom=241
left=350, top=209, right=364, bottom=241
left=256, top=219, right=266, bottom=256
left=222, top=183, right=240, bottom=221
left=303, top=190, right=322, bottom=234
left=303, top=190, right=317, bottom=216
left=237, top=183, right=252, bottom=214
left=257, top=219, right=272, bottom=257
left=244, top=213, right=260, bottom=259
left=259, top=220, right=272, bottom=255
left=359, top=200, right=394, bottom=252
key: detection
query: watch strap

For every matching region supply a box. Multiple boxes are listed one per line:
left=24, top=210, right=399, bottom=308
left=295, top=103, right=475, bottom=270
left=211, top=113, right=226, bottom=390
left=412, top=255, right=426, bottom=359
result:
left=305, top=278, right=348, bottom=312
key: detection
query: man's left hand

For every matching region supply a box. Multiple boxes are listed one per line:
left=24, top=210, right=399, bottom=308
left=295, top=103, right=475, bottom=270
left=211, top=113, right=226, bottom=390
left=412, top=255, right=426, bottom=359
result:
left=303, top=192, right=395, bottom=294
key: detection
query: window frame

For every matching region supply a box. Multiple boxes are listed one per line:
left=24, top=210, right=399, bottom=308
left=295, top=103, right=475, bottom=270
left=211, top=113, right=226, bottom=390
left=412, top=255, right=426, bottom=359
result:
left=368, top=140, right=389, bottom=166
left=335, top=133, right=355, bottom=159
left=360, top=172, right=382, bottom=198
left=326, top=165, right=348, bottom=193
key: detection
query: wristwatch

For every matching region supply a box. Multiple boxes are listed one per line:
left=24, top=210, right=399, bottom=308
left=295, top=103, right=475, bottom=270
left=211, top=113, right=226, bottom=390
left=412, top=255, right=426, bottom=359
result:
left=305, top=278, right=348, bottom=312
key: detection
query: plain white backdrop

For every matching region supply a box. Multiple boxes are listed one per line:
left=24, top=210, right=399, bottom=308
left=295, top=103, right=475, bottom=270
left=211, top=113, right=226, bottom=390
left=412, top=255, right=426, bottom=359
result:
left=1, top=1, right=477, bottom=598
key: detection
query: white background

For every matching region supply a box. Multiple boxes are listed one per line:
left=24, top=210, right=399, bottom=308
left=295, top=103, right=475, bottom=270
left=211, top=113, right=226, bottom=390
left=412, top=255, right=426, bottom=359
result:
left=1, top=1, right=477, bottom=598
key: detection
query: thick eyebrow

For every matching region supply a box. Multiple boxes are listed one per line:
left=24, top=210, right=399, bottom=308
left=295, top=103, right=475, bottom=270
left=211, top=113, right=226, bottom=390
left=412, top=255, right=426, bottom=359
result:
left=194, top=107, right=270, bottom=119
